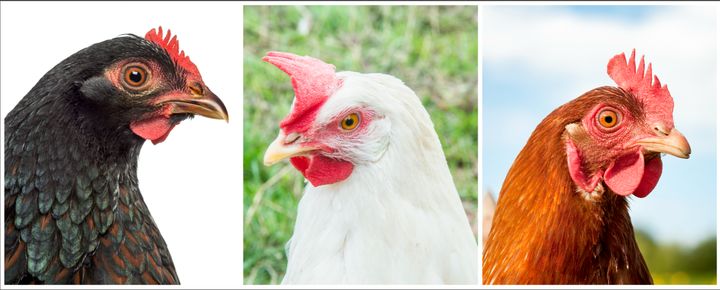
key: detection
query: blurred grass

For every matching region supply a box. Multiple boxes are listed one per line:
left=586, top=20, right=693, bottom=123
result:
left=243, top=5, right=478, bottom=285
left=635, top=230, right=717, bottom=285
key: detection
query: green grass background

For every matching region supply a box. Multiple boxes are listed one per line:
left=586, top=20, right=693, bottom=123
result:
left=243, top=6, right=479, bottom=285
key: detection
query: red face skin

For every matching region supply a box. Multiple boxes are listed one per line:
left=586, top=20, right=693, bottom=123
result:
left=117, top=26, right=230, bottom=145
left=566, top=101, right=663, bottom=198
left=285, top=109, right=375, bottom=187
left=561, top=51, right=688, bottom=199
left=128, top=74, right=207, bottom=145
left=103, top=59, right=211, bottom=144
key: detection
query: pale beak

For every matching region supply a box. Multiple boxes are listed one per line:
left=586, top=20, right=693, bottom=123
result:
left=263, top=131, right=316, bottom=166
left=636, top=128, right=691, bottom=159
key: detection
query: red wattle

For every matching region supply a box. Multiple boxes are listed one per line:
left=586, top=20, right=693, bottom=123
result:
left=290, top=155, right=353, bottom=187
left=130, top=116, right=175, bottom=145
left=604, top=150, right=645, bottom=196
left=290, top=156, right=311, bottom=174
left=603, top=149, right=663, bottom=198
left=632, top=156, right=663, bottom=198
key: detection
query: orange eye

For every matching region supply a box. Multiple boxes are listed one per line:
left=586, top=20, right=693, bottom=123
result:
left=122, top=64, right=149, bottom=88
left=340, top=113, right=360, bottom=131
left=598, top=110, right=619, bottom=128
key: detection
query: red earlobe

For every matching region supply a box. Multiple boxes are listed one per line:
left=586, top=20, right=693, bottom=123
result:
left=566, top=139, right=601, bottom=193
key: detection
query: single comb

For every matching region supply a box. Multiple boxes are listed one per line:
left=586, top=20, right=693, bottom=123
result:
left=145, top=26, right=200, bottom=76
left=263, top=51, right=344, bottom=133
left=607, top=49, right=675, bottom=129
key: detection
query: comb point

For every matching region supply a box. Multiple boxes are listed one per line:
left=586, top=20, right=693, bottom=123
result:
left=145, top=26, right=199, bottom=76
left=264, top=51, right=343, bottom=133
left=607, top=49, right=674, bottom=129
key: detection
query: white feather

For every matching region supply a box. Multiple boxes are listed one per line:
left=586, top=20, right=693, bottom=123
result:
left=282, top=72, right=478, bottom=284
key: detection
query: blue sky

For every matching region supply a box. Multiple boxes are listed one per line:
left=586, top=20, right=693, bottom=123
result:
left=565, top=5, right=660, bottom=20
left=483, top=5, right=716, bottom=247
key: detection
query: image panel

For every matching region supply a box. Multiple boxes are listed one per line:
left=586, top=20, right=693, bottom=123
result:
left=1, top=2, right=244, bottom=287
left=243, top=5, right=479, bottom=285
left=482, top=5, right=716, bottom=285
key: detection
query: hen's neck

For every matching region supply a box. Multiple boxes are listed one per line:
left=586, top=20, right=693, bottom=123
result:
left=482, top=119, right=651, bottom=284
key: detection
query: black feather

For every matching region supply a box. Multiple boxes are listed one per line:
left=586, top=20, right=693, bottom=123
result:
left=5, top=33, right=182, bottom=284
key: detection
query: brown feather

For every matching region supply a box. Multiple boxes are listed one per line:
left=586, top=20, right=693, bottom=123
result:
left=483, top=87, right=652, bottom=284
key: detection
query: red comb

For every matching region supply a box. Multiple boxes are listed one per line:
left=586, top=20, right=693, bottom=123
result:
left=263, top=51, right=343, bottom=133
left=607, top=49, right=674, bottom=129
left=145, top=26, right=199, bottom=76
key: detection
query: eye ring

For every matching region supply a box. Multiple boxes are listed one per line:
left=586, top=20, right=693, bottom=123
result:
left=121, top=63, right=151, bottom=90
left=597, top=109, right=619, bottom=128
left=340, top=113, right=361, bottom=131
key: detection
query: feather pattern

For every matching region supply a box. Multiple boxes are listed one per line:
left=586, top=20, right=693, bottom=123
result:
left=5, top=110, right=179, bottom=284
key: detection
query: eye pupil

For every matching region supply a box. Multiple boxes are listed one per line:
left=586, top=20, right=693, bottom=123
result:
left=598, top=109, right=619, bottom=128
left=340, top=113, right=360, bottom=130
left=122, top=64, right=148, bottom=88
left=129, top=71, right=142, bottom=83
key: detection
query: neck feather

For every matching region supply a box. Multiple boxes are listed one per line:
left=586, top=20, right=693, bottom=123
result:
left=483, top=110, right=648, bottom=284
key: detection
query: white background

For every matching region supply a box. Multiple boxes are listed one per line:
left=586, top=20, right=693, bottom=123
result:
left=1, top=2, right=244, bottom=287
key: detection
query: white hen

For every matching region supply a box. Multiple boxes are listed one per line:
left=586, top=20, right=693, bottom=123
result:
left=262, top=51, right=477, bottom=284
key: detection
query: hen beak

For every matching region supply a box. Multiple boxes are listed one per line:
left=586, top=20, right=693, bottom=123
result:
left=636, top=128, right=691, bottom=159
left=264, top=131, right=316, bottom=166
left=162, top=85, right=229, bottom=122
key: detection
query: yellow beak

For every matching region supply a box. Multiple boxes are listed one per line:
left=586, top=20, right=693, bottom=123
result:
left=263, top=131, right=317, bottom=166
left=636, top=128, right=691, bottom=159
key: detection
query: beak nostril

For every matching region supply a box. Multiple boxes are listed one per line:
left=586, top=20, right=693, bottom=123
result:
left=654, top=126, right=669, bottom=136
left=189, top=83, right=204, bottom=96
left=285, top=132, right=301, bottom=144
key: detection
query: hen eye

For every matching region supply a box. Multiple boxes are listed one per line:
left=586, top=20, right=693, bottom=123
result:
left=598, top=109, right=619, bottom=128
left=340, top=113, right=360, bottom=131
left=122, top=64, right=150, bottom=89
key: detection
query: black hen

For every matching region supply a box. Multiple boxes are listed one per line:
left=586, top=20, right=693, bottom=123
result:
left=4, top=27, right=228, bottom=284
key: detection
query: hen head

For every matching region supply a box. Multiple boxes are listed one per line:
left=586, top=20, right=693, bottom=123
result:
left=66, top=26, right=228, bottom=145
left=261, top=51, right=420, bottom=187
left=563, top=50, right=690, bottom=198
